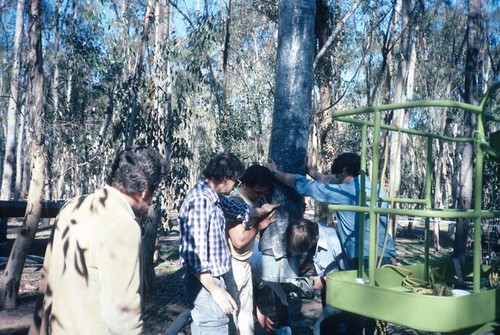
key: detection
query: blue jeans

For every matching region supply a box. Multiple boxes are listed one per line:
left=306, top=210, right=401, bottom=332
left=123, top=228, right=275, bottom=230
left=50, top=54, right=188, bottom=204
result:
left=184, top=270, right=230, bottom=335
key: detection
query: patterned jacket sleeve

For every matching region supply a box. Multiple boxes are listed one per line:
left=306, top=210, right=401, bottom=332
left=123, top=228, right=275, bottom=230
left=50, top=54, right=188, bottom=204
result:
left=220, top=195, right=252, bottom=228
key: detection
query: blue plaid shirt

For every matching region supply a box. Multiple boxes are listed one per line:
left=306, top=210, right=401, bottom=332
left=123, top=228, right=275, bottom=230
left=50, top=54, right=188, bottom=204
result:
left=179, top=180, right=251, bottom=276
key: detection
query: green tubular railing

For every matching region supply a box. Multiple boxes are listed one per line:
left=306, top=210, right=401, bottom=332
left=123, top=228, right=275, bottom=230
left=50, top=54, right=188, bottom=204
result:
left=328, top=82, right=500, bottom=293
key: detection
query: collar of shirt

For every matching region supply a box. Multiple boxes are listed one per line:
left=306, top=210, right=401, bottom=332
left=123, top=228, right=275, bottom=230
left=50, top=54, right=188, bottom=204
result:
left=104, top=185, right=136, bottom=219
left=199, top=179, right=220, bottom=205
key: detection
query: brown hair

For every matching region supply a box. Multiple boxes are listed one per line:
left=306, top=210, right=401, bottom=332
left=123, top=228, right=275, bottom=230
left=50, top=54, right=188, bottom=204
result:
left=285, top=218, right=319, bottom=255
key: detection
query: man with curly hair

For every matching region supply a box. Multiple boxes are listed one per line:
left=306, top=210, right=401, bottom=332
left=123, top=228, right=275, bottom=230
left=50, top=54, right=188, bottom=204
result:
left=30, top=145, right=166, bottom=335
left=179, top=153, right=278, bottom=335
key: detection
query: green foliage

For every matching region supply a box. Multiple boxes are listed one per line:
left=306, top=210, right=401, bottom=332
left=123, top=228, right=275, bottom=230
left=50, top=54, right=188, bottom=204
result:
left=0, top=0, right=498, bottom=220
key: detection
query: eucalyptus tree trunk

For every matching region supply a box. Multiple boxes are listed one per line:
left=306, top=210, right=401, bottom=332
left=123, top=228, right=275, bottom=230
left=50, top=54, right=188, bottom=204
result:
left=454, top=0, right=484, bottom=262
left=311, top=0, right=360, bottom=224
left=432, top=102, right=450, bottom=251
left=260, top=0, right=315, bottom=281
left=0, top=0, right=45, bottom=309
left=366, top=2, right=397, bottom=106
left=142, top=0, right=171, bottom=294
left=52, top=0, right=61, bottom=118
left=312, top=0, right=334, bottom=225
left=1, top=0, right=24, bottom=201
left=219, top=0, right=231, bottom=145
left=388, top=0, right=412, bottom=209
left=65, top=0, right=78, bottom=115
left=0, top=0, right=24, bottom=243
left=126, top=0, right=154, bottom=146
left=388, top=0, right=419, bottom=238
left=47, top=0, right=62, bottom=202
left=432, top=84, right=451, bottom=251
left=15, top=104, right=26, bottom=199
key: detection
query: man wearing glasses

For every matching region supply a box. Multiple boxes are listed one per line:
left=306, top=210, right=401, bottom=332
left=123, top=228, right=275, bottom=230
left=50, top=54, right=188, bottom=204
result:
left=178, top=153, right=279, bottom=335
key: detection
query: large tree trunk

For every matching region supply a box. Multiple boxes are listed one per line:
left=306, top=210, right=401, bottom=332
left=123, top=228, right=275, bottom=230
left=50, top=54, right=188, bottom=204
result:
left=454, top=0, right=484, bottom=262
left=0, top=0, right=45, bottom=309
left=0, top=0, right=25, bottom=243
left=260, top=0, right=315, bottom=281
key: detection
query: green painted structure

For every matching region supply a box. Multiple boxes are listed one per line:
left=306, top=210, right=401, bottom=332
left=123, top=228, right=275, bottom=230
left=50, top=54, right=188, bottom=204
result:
left=326, top=83, right=500, bottom=334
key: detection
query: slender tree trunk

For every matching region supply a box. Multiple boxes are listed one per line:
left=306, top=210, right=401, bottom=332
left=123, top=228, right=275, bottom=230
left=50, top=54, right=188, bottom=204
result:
left=143, top=205, right=160, bottom=294
left=0, top=0, right=45, bottom=309
left=388, top=0, right=411, bottom=205
left=142, top=0, right=171, bottom=295
left=52, top=0, right=61, bottom=118
left=0, top=0, right=26, bottom=243
left=15, top=104, right=26, bottom=200
left=313, top=0, right=334, bottom=225
left=1, top=0, right=24, bottom=202
left=127, top=0, right=154, bottom=146
left=93, top=89, right=114, bottom=152
left=260, top=0, right=315, bottom=277
left=388, top=0, right=419, bottom=238
left=153, top=0, right=171, bottom=157
left=219, top=0, right=231, bottom=145
left=454, top=0, right=484, bottom=262
left=65, top=0, right=78, bottom=116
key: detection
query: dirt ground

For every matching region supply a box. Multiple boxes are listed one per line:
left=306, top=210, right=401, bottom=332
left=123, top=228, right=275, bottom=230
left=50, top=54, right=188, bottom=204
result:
left=0, top=219, right=461, bottom=335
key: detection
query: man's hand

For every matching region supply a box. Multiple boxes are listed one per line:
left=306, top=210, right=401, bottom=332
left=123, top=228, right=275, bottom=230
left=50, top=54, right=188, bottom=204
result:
left=309, top=275, right=325, bottom=291
left=257, top=207, right=276, bottom=231
left=197, top=272, right=237, bottom=315
left=210, top=286, right=238, bottom=315
left=254, top=203, right=280, bottom=218
left=265, top=159, right=277, bottom=171
left=255, top=306, right=275, bottom=331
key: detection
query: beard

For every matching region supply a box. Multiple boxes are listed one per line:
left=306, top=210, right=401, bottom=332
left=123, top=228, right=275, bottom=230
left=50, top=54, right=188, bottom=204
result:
left=133, top=199, right=151, bottom=218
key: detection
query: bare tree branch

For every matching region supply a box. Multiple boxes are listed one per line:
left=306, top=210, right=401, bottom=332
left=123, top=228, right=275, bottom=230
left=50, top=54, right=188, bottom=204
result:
left=313, top=0, right=361, bottom=69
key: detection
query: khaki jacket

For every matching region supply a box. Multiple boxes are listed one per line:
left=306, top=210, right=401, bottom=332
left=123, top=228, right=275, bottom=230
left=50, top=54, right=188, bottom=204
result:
left=29, top=187, right=143, bottom=335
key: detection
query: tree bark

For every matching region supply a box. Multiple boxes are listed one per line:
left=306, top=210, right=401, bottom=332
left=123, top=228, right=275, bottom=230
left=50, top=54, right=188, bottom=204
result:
left=15, top=104, right=26, bottom=200
left=127, top=0, right=154, bottom=146
left=0, top=0, right=25, bottom=243
left=313, top=0, right=334, bottom=225
left=388, top=0, right=412, bottom=208
left=260, top=0, right=315, bottom=276
left=143, top=205, right=160, bottom=294
left=0, top=0, right=45, bottom=309
left=454, top=0, right=483, bottom=262
left=219, top=0, right=231, bottom=145
left=388, top=0, right=420, bottom=237
left=1, top=0, right=24, bottom=202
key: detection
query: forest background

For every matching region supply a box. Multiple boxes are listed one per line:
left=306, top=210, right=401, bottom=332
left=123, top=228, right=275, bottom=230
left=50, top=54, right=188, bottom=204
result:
left=0, top=0, right=499, bottom=311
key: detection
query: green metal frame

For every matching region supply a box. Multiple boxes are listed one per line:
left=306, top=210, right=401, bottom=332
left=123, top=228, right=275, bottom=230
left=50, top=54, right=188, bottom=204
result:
left=326, top=83, right=500, bottom=332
